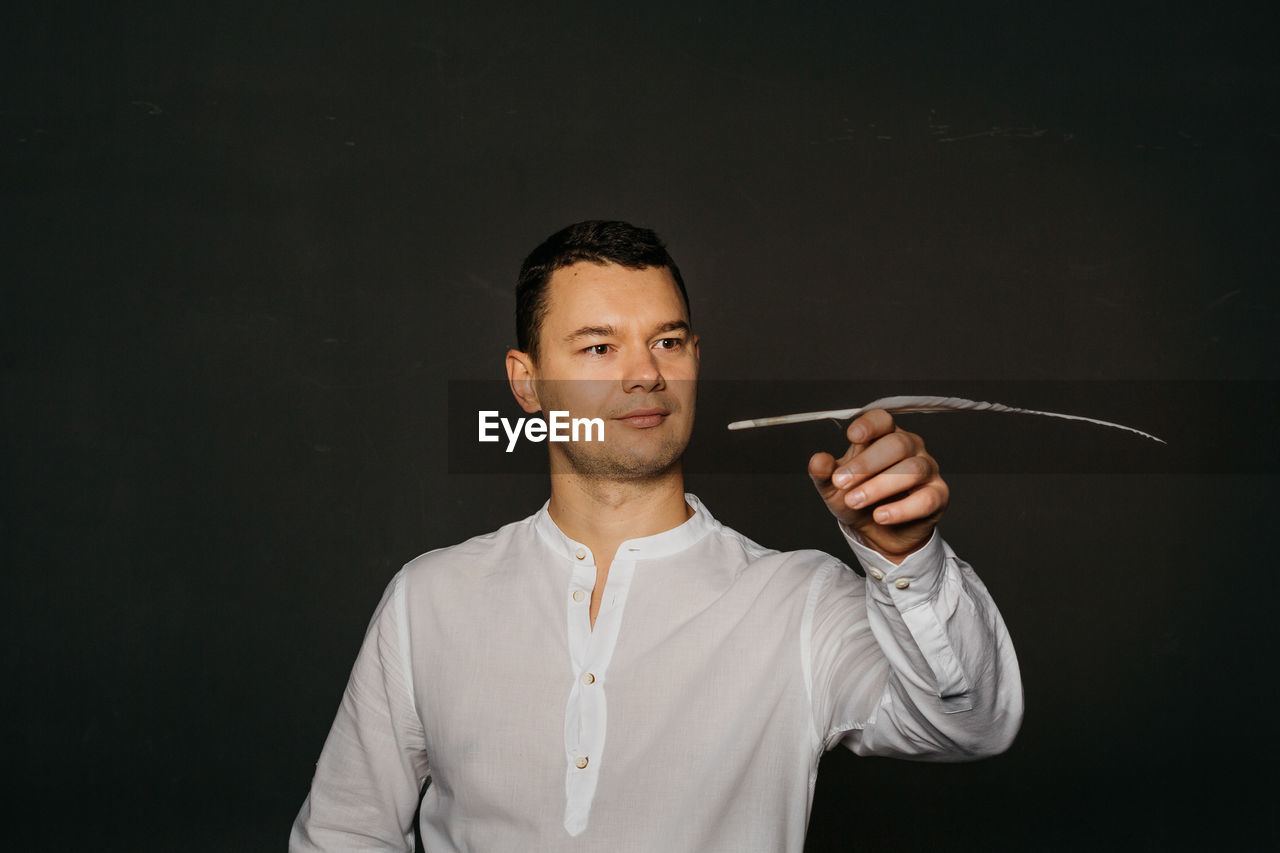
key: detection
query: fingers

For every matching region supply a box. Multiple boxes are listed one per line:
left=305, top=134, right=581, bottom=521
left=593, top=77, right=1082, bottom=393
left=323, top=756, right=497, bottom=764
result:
left=846, top=408, right=895, bottom=445
left=832, top=428, right=923, bottom=489
left=815, top=442, right=945, bottom=519
left=863, top=479, right=950, bottom=526
left=843, top=451, right=938, bottom=509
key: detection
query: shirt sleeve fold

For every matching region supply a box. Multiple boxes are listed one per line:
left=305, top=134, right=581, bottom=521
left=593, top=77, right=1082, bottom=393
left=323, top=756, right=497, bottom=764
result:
left=807, top=524, right=1023, bottom=761
left=290, top=569, right=430, bottom=852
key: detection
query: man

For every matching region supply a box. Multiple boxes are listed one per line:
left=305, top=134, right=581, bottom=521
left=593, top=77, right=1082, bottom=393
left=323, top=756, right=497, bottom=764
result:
left=291, top=221, right=1023, bottom=851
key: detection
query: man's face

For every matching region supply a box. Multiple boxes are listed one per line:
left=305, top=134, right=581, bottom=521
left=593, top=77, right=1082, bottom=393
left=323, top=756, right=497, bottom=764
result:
left=515, top=261, right=700, bottom=480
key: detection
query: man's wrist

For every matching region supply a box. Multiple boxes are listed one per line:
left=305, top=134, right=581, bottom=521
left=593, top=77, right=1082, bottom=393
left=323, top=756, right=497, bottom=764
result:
left=839, top=522, right=946, bottom=605
left=839, top=523, right=930, bottom=565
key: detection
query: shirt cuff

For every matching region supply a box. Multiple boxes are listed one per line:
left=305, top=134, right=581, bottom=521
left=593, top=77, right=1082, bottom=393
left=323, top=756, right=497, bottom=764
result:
left=838, top=522, right=946, bottom=610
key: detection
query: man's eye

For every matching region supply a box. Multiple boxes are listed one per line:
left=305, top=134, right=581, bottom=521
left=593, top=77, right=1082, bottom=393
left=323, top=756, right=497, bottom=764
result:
left=655, top=338, right=683, bottom=350
left=584, top=344, right=611, bottom=356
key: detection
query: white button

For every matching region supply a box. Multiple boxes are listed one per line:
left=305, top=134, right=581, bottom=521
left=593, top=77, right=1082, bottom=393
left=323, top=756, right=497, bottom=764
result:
left=572, top=589, right=586, bottom=602
left=894, top=578, right=911, bottom=589
left=574, top=755, right=589, bottom=769
left=868, top=567, right=884, bottom=580
left=581, top=672, right=595, bottom=685
left=574, top=548, right=586, bottom=560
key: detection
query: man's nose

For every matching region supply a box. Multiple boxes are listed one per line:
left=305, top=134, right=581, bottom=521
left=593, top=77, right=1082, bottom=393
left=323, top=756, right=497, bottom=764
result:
left=622, top=346, right=664, bottom=392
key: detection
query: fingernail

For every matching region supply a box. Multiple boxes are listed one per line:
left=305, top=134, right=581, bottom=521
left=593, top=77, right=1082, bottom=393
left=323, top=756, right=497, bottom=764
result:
left=832, top=470, right=850, bottom=488
left=875, top=508, right=891, bottom=523
left=849, top=490, right=866, bottom=508
left=851, top=426, right=866, bottom=442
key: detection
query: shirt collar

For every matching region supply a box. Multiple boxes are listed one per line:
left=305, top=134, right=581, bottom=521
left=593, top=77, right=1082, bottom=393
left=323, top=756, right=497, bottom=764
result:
left=533, top=492, right=715, bottom=562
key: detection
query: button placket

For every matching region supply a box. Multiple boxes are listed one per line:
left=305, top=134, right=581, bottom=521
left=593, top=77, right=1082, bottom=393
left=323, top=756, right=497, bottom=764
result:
left=567, top=544, right=594, bottom=632
left=564, top=545, right=599, bottom=774
left=560, top=551, right=638, bottom=835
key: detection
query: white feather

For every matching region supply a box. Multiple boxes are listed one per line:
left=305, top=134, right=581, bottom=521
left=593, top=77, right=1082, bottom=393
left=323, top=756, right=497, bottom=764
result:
left=726, top=394, right=1165, bottom=443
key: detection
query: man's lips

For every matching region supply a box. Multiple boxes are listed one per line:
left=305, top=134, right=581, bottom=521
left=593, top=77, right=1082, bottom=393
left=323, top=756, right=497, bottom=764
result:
left=614, top=408, right=670, bottom=428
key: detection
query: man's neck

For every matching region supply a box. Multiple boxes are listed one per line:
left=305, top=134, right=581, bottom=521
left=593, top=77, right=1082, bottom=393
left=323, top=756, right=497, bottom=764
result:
left=546, top=468, right=692, bottom=568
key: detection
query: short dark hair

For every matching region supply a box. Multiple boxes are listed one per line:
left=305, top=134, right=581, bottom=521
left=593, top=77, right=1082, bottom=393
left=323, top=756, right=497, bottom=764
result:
left=515, top=220, right=690, bottom=361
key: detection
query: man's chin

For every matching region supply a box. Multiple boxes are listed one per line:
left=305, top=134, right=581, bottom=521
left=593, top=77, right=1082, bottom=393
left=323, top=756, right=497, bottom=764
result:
left=551, top=443, right=686, bottom=480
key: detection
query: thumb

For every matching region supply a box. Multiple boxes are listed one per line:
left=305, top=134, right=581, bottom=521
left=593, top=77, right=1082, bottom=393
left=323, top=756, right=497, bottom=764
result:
left=808, top=451, right=839, bottom=498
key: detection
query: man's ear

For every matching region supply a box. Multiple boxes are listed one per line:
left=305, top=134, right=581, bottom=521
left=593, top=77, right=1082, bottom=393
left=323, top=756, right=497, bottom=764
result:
left=505, top=349, right=542, bottom=414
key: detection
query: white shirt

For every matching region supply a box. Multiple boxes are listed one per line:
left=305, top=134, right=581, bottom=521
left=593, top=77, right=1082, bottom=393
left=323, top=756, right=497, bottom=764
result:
left=291, top=494, right=1022, bottom=852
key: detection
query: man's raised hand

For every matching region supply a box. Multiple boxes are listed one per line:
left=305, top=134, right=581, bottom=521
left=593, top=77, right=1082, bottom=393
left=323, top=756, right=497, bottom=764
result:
left=807, top=408, right=949, bottom=564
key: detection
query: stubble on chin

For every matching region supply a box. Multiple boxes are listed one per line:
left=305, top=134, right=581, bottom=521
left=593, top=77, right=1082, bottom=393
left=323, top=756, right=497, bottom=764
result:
left=552, top=431, right=688, bottom=481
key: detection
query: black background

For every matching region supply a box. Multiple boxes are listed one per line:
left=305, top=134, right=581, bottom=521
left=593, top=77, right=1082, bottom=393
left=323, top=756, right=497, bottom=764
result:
left=3, top=2, right=1277, bottom=850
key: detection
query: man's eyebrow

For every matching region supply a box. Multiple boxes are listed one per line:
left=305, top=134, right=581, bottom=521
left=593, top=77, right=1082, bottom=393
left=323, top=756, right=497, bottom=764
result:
left=563, top=320, right=691, bottom=344
left=564, top=325, right=617, bottom=343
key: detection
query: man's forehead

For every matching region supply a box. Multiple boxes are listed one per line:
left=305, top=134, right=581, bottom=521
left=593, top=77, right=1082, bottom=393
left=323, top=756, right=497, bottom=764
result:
left=543, top=261, right=687, bottom=323
left=548, top=259, right=678, bottom=287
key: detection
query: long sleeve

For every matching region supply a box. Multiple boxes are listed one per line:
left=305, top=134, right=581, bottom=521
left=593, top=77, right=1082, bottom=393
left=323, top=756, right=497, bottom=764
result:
left=806, top=525, right=1023, bottom=759
left=290, top=569, right=430, bottom=852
